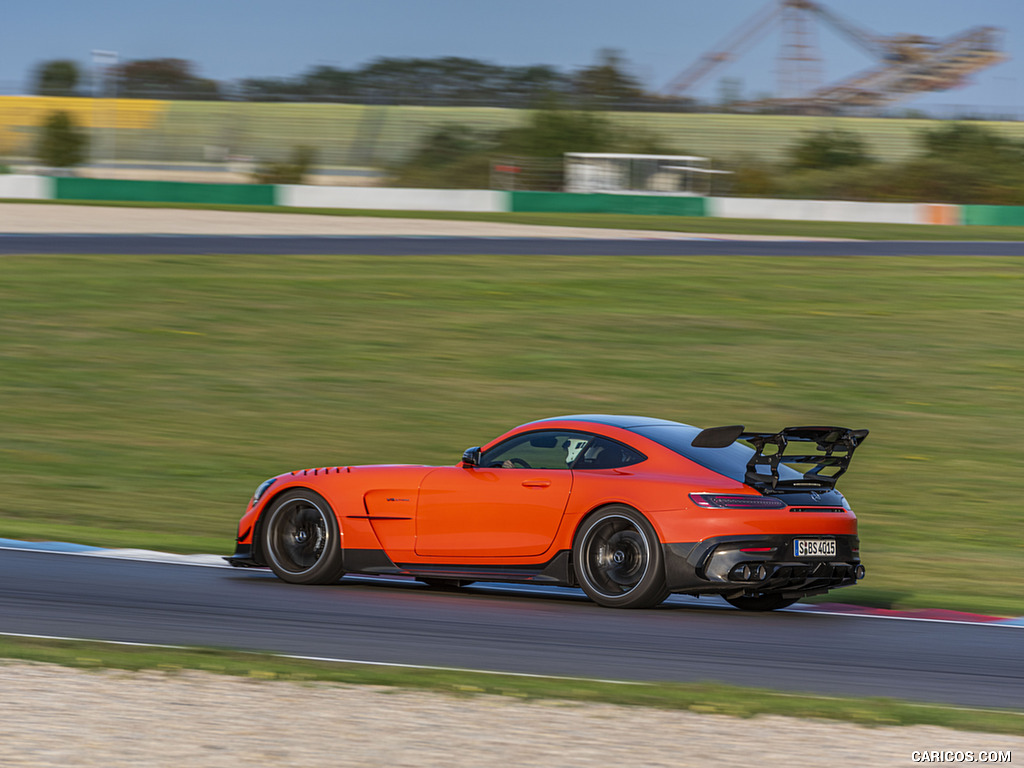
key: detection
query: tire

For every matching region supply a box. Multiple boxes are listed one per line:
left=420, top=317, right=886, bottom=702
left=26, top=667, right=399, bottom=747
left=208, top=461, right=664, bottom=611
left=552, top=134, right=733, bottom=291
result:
left=724, top=593, right=799, bottom=612
left=572, top=505, right=669, bottom=609
left=261, top=489, right=346, bottom=585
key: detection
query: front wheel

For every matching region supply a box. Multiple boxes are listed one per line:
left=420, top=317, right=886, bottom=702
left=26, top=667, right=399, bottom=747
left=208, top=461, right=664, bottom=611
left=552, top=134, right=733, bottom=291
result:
left=573, top=506, right=669, bottom=609
left=724, top=593, right=799, bottom=612
left=261, top=489, right=345, bottom=584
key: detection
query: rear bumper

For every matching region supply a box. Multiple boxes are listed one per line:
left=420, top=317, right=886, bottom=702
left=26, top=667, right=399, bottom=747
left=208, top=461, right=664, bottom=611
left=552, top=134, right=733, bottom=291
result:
left=663, top=533, right=862, bottom=598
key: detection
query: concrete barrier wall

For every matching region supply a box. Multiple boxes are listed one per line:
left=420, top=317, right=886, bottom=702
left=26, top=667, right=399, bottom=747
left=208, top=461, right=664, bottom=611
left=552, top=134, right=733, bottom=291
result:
left=0, top=174, right=52, bottom=200
left=708, top=197, right=925, bottom=225
left=278, top=185, right=505, bottom=212
left=8, top=175, right=1024, bottom=227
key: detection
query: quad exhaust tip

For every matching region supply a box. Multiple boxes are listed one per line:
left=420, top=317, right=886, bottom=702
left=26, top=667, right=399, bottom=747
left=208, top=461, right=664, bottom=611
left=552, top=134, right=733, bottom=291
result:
left=730, top=563, right=769, bottom=582
left=855, top=564, right=866, bottom=580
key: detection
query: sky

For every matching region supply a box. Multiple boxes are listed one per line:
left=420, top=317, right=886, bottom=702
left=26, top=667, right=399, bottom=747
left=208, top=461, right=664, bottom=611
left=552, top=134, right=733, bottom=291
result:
left=3, top=0, right=1021, bottom=112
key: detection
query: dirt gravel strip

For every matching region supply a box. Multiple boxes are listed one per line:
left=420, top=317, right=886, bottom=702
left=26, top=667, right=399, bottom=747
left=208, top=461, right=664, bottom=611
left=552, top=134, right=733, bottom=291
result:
left=1, top=663, right=1020, bottom=768
left=0, top=202, right=851, bottom=241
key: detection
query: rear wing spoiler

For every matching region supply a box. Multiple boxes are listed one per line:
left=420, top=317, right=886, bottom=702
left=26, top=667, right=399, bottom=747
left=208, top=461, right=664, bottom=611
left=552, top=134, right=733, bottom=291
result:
left=692, top=425, right=869, bottom=491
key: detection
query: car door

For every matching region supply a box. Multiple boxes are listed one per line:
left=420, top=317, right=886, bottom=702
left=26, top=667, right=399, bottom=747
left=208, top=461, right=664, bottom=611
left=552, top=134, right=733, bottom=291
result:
left=414, top=430, right=590, bottom=558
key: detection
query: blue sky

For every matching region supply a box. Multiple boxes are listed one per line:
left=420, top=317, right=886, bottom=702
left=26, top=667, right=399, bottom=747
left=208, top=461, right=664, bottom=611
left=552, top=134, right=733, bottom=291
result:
left=3, top=0, right=1021, bottom=111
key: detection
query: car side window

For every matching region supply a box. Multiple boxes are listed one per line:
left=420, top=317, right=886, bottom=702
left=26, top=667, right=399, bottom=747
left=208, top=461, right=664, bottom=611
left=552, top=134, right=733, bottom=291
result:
left=481, top=431, right=593, bottom=470
left=572, top=436, right=647, bottom=470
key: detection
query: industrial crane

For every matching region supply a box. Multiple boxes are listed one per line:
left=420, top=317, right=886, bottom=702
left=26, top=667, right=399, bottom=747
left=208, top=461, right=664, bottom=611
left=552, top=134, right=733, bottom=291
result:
left=666, top=0, right=1005, bottom=110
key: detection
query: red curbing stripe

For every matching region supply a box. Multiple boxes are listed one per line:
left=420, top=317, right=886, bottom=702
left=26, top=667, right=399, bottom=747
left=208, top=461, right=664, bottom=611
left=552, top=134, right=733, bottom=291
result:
left=797, top=602, right=1007, bottom=623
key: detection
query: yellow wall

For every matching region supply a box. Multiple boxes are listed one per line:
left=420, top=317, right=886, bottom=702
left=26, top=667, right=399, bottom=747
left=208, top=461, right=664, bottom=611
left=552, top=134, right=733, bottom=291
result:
left=0, top=96, right=166, bottom=153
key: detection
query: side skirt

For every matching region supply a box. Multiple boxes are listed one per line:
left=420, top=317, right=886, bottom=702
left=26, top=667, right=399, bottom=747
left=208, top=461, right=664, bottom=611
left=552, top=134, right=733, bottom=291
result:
left=344, top=548, right=576, bottom=587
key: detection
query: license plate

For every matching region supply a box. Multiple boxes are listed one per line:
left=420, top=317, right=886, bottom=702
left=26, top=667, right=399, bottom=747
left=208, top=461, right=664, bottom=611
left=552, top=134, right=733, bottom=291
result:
left=794, top=538, right=836, bottom=558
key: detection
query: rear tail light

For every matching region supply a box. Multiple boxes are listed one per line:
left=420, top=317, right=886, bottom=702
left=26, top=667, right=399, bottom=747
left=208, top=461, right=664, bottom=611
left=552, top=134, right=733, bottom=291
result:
left=689, top=493, right=786, bottom=510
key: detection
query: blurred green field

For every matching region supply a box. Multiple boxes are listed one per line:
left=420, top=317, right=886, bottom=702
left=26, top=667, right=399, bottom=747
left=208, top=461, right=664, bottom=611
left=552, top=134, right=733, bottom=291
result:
left=121, top=103, right=1024, bottom=165
left=1, top=252, right=1022, bottom=614
left=7, top=96, right=1024, bottom=165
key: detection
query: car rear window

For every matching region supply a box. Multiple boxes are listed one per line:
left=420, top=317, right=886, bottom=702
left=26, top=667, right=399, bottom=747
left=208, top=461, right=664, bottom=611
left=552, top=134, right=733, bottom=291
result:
left=629, top=424, right=803, bottom=484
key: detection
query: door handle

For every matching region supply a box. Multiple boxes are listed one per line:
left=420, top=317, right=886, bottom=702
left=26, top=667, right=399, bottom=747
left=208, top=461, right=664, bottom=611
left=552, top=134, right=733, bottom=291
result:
left=521, top=479, right=551, bottom=488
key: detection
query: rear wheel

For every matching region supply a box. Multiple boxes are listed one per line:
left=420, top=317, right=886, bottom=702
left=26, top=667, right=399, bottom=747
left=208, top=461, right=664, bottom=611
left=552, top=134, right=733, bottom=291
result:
left=262, top=490, right=345, bottom=584
left=724, top=593, right=799, bottom=612
left=573, top=505, right=669, bottom=609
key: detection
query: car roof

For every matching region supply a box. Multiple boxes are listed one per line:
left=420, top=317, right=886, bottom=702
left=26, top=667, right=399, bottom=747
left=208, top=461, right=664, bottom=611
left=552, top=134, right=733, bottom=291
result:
left=529, top=414, right=698, bottom=430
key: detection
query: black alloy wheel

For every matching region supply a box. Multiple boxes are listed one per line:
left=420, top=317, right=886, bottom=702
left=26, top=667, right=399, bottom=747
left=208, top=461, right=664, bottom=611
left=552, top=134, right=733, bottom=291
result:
left=573, top=505, right=669, bottom=609
left=262, top=490, right=346, bottom=584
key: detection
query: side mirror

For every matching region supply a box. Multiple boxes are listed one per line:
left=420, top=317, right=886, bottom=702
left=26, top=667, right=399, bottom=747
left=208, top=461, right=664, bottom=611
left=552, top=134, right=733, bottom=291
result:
left=461, top=446, right=481, bottom=467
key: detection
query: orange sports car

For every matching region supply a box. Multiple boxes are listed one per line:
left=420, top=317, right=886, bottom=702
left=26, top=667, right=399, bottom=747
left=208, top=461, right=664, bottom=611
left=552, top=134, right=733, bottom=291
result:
left=227, top=415, right=868, bottom=610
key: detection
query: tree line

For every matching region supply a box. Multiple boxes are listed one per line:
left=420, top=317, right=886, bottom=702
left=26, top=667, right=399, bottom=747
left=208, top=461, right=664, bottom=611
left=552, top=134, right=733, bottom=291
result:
left=391, top=118, right=1024, bottom=205
left=30, top=50, right=684, bottom=108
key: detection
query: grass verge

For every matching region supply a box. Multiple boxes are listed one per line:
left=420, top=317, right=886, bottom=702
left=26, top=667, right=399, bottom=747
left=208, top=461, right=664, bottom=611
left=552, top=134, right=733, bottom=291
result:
left=4, top=197, right=1024, bottom=240
left=1, top=634, right=1021, bottom=735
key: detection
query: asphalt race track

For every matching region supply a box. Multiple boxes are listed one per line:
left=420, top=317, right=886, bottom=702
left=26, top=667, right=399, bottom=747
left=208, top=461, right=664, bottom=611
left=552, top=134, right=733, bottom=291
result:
left=1, top=549, right=1021, bottom=710
left=1, top=234, right=1023, bottom=256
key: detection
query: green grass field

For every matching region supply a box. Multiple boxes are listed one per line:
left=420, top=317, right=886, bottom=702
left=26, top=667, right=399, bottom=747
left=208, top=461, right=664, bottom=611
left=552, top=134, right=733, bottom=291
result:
left=114, top=103, right=1024, bottom=166
left=7, top=97, right=1024, bottom=165
left=1, top=251, right=1023, bottom=615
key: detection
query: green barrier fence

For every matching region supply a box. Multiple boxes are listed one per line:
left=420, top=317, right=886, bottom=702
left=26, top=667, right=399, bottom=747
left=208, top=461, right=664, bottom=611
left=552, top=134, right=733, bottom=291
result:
left=26, top=177, right=1024, bottom=227
left=961, top=205, right=1024, bottom=227
left=53, top=178, right=276, bottom=207
left=510, top=191, right=706, bottom=217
